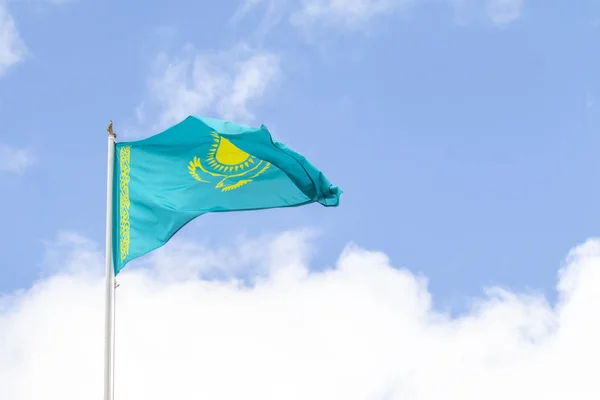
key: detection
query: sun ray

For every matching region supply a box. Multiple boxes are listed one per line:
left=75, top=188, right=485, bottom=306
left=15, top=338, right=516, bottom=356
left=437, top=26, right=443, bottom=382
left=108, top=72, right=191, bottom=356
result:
left=195, top=133, right=271, bottom=186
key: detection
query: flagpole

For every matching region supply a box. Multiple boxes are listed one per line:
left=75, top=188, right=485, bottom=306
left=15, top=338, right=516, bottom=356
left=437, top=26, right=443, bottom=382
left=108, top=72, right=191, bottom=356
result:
left=104, top=121, right=117, bottom=400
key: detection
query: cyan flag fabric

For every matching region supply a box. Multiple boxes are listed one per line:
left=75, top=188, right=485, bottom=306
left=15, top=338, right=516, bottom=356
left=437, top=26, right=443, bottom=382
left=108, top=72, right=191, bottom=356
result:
left=112, top=116, right=341, bottom=274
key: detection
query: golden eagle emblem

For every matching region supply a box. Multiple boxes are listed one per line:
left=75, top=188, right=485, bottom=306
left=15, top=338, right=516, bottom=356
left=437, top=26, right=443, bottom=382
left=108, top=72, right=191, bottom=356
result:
left=188, top=132, right=271, bottom=192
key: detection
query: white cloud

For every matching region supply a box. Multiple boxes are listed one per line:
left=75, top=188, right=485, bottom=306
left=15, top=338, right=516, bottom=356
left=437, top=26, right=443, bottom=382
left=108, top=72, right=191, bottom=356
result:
left=135, top=44, right=281, bottom=135
left=486, top=0, right=523, bottom=25
left=233, top=0, right=524, bottom=31
left=291, top=0, right=414, bottom=28
left=0, top=1, right=27, bottom=76
left=0, top=144, right=36, bottom=173
left=39, top=0, right=77, bottom=4
left=0, top=0, right=75, bottom=78
left=231, top=0, right=291, bottom=40
left=3, top=228, right=600, bottom=399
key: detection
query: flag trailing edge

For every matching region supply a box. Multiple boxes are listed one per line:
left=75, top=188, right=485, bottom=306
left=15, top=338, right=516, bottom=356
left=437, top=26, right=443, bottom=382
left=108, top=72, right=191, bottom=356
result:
left=111, top=115, right=341, bottom=275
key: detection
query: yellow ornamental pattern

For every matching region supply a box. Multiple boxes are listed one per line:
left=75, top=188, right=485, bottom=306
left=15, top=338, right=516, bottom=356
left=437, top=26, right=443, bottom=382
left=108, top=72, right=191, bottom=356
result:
left=119, top=146, right=131, bottom=261
left=188, top=133, right=271, bottom=191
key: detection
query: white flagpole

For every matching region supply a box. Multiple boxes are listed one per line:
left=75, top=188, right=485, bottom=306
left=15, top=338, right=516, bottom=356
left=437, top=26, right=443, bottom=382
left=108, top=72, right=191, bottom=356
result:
left=104, top=121, right=117, bottom=400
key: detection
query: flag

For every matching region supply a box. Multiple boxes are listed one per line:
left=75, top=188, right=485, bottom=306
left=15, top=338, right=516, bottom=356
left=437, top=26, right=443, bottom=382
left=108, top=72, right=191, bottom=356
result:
left=111, top=115, right=341, bottom=274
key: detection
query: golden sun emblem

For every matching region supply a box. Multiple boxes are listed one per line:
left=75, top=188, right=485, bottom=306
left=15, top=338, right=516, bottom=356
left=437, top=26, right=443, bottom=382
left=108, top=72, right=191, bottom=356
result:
left=188, top=132, right=271, bottom=192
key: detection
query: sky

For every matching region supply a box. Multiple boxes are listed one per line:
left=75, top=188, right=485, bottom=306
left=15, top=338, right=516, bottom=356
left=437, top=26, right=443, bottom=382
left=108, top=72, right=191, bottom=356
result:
left=2, top=0, right=600, bottom=398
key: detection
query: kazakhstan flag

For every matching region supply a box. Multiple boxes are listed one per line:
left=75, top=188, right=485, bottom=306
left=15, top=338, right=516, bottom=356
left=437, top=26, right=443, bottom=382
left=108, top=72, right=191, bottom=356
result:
left=112, top=116, right=341, bottom=274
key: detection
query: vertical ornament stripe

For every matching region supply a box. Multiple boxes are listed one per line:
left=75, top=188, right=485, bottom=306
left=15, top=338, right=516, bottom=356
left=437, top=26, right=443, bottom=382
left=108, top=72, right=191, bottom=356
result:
left=119, top=146, right=131, bottom=261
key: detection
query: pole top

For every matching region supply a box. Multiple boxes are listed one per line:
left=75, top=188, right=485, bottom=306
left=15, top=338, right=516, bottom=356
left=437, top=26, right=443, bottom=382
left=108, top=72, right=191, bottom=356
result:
left=107, top=121, right=117, bottom=138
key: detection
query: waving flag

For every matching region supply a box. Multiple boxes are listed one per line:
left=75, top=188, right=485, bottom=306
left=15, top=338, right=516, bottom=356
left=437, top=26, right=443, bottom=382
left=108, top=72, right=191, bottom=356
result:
left=111, top=115, right=341, bottom=274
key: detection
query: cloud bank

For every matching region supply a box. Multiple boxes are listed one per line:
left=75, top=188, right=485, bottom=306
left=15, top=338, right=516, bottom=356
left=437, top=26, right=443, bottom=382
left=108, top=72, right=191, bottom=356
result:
left=2, top=229, right=600, bottom=399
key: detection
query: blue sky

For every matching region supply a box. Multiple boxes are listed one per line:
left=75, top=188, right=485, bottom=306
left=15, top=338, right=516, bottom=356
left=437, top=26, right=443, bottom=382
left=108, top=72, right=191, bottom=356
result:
left=6, top=2, right=600, bottom=398
left=1, top=0, right=600, bottom=310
